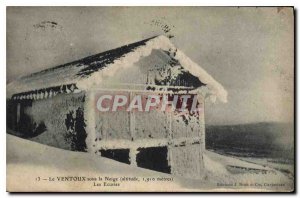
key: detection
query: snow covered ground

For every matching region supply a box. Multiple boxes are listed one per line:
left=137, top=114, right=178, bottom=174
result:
left=6, top=134, right=293, bottom=192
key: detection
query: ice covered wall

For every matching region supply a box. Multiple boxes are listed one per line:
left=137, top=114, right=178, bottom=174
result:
left=90, top=91, right=206, bottom=178
left=17, top=92, right=87, bottom=151
left=169, top=95, right=205, bottom=178
left=87, top=48, right=207, bottom=178
left=134, top=111, right=169, bottom=139
left=170, top=144, right=203, bottom=178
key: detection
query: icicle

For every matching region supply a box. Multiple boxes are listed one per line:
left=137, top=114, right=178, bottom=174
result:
left=40, top=92, right=44, bottom=99
left=44, top=91, right=48, bottom=99
left=60, top=85, right=64, bottom=93
left=70, top=84, right=75, bottom=92
left=49, top=90, right=53, bottom=98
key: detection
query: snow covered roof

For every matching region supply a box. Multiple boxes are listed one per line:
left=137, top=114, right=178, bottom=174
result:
left=7, top=35, right=227, bottom=103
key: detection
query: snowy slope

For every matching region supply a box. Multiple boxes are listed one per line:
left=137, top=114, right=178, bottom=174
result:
left=7, top=134, right=293, bottom=192
left=203, top=150, right=293, bottom=188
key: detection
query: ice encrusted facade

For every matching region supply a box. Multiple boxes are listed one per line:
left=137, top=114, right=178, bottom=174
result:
left=7, top=35, right=227, bottom=178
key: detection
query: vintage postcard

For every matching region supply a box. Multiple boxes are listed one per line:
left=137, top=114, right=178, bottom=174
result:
left=6, top=7, right=294, bottom=192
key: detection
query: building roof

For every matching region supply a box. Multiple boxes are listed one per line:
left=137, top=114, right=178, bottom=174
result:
left=7, top=35, right=227, bottom=103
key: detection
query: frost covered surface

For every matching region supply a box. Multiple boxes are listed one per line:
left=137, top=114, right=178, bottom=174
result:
left=26, top=92, right=86, bottom=150
left=134, top=111, right=169, bottom=140
left=95, top=111, right=131, bottom=140
left=172, top=115, right=200, bottom=138
left=89, top=91, right=206, bottom=178
left=7, top=35, right=227, bottom=103
left=170, top=144, right=203, bottom=178
left=78, top=35, right=227, bottom=103
left=7, top=134, right=293, bottom=192
left=6, top=37, right=155, bottom=98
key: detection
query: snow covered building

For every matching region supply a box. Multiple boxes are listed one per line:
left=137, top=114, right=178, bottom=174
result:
left=6, top=35, right=227, bottom=178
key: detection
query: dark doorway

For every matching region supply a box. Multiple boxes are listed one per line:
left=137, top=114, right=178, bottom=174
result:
left=136, top=146, right=171, bottom=173
left=17, top=100, right=35, bottom=137
left=100, top=149, right=130, bottom=164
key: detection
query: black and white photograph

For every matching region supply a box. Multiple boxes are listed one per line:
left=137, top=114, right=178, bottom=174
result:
left=5, top=6, right=295, bottom=192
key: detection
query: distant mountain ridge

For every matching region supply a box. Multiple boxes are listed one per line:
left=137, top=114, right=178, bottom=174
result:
left=205, top=122, right=294, bottom=160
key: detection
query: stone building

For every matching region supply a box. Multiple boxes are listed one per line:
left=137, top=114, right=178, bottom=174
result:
left=7, top=35, right=227, bottom=178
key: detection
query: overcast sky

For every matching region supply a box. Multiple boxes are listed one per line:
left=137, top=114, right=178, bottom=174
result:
left=6, top=7, right=294, bottom=125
